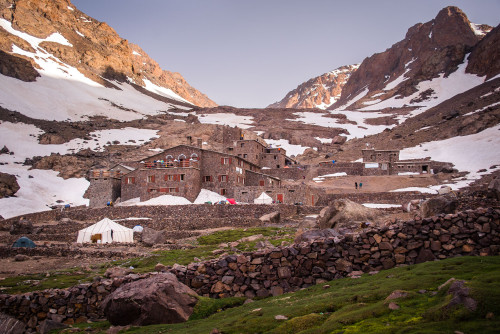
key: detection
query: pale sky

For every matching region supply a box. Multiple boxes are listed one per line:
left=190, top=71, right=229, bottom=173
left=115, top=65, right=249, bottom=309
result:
left=71, top=0, right=499, bottom=108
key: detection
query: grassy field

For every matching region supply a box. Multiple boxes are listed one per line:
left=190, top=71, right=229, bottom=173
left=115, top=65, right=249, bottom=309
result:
left=1, top=227, right=294, bottom=293
left=54, top=256, right=500, bottom=334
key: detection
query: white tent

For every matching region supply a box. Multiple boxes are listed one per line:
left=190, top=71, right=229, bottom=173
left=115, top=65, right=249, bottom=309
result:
left=77, top=218, right=134, bottom=243
left=254, top=192, right=273, bottom=204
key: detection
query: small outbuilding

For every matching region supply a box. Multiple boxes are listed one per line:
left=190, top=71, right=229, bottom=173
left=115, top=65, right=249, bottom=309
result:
left=12, top=236, right=36, bottom=248
left=77, top=218, right=134, bottom=244
left=254, top=192, right=273, bottom=204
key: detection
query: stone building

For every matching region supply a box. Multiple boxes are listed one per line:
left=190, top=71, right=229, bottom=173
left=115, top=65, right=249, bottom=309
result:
left=87, top=141, right=295, bottom=207
left=229, top=138, right=297, bottom=169
left=362, top=149, right=432, bottom=175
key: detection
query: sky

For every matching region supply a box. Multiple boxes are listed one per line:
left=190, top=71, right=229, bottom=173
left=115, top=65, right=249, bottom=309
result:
left=71, top=0, right=500, bottom=108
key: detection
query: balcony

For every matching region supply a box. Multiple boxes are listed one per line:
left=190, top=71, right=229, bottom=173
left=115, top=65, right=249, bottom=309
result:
left=144, top=160, right=199, bottom=169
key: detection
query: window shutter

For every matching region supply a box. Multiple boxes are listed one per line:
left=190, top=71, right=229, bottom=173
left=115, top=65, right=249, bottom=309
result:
left=131, top=177, right=135, bottom=184
left=151, top=175, right=155, bottom=183
left=164, top=174, right=168, bottom=181
left=221, top=158, right=224, bottom=165
left=229, top=158, right=232, bottom=164
left=176, top=187, right=179, bottom=192
left=218, top=175, right=221, bottom=182
left=259, top=180, right=264, bottom=186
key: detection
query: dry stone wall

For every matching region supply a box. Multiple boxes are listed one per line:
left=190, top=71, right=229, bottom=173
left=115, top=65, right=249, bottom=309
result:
left=172, top=207, right=500, bottom=298
left=0, top=207, right=498, bottom=331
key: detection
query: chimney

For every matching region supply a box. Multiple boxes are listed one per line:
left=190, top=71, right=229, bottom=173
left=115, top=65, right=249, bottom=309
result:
left=197, top=138, right=203, bottom=148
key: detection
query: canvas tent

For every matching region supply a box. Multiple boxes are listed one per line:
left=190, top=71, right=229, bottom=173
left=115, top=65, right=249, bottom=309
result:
left=254, top=192, right=273, bottom=204
left=12, top=236, right=36, bottom=248
left=77, top=218, right=134, bottom=243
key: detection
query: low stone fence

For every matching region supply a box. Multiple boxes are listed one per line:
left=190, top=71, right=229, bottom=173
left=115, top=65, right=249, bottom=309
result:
left=0, top=273, right=150, bottom=331
left=0, top=204, right=311, bottom=230
left=172, top=207, right=500, bottom=298
left=0, top=207, right=498, bottom=331
left=315, top=191, right=431, bottom=206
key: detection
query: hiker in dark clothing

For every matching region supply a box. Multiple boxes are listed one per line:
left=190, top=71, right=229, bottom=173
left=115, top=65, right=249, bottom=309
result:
left=355, top=182, right=358, bottom=190
left=359, top=182, right=363, bottom=189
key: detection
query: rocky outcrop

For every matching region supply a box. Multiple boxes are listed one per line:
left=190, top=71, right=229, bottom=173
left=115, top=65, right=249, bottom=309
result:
left=102, top=273, right=198, bottom=326
left=420, top=196, right=458, bottom=218
left=329, top=6, right=488, bottom=110
left=317, top=199, right=379, bottom=230
left=0, top=172, right=19, bottom=198
left=0, top=50, right=40, bottom=82
left=0, top=0, right=216, bottom=107
left=141, top=227, right=166, bottom=247
left=268, top=65, right=359, bottom=109
left=467, top=24, right=500, bottom=79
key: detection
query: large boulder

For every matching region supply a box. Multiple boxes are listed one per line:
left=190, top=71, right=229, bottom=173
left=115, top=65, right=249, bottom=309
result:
left=0, top=172, right=20, bottom=198
left=141, top=227, right=166, bottom=247
left=317, top=199, right=380, bottom=231
left=9, top=219, right=34, bottom=235
left=259, top=211, right=280, bottom=224
left=420, top=196, right=458, bottom=218
left=294, top=229, right=340, bottom=243
left=0, top=312, right=26, bottom=334
left=102, top=272, right=198, bottom=326
left=487, top=177, right=500, bottom=200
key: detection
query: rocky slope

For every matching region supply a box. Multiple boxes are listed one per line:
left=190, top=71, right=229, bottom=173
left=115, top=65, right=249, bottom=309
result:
left=329, top=6, right=494, bottom=111
left=0, top=0, right=216, bottom=109
left=268, top=64, right=359, bottom=109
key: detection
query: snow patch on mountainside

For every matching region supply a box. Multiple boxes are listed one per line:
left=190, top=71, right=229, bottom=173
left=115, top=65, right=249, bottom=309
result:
left=291, top=109, right=395, bottom=140
left=359, top=56, right=486, bottom=122
left=0, top=18, right=191, bottom=121
left=400, top=124, right=500, bottom=190
left=265, top=139, right=310, bottom=156
left=0, top=121, right=159, bottom=218
left=197, top=113, right=254, bottom=129
left=0, top=165, right=89, bottom=219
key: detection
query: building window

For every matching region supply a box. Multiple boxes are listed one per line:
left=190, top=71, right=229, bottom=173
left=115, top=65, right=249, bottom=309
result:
left=204, top=175, right=212, bottom=182
left=180, top=174, right=185, bottom=181
left=219, top=175, right=227, bottom=182
left=274, top=155, right=277, bottom=160
left=243, top=154, right=247, bottom=158
left=259, top=180, right=265, bottom=186
left=220, top=188, right=227, bottom=195
left=147, top=175, right=155, bottom=183
left=165, top=174, right=174, bottom=181
left=169, top=187, right=178, bottom=193
left=126, top=177, right=135, bottom=184
left=241, top=143, right=245, bottom=147
left=148, top=188, right=158, bottom=193
left=221, top=157, right=231, bottom=165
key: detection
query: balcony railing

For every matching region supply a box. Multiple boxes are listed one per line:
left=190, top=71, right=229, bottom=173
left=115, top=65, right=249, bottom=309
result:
left=144, top=160, right=199, bottom=169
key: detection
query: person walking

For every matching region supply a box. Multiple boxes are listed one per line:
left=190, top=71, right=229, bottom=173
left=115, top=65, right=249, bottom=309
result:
left=355, top=182, right=358, bottom=190
left=359, top=182, right=363, bottom=189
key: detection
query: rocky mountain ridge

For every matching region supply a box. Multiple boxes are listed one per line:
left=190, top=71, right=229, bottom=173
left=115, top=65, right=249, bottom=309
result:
left=329, top=6, right=495, bottom=111
left=268, top=64, right=359, bottom=109
left=0, top=0, right=216, bottom=108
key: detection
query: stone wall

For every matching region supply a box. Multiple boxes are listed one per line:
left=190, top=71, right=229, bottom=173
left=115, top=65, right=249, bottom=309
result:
left=314, top=191, right=430, bottom=206
left=172, top=207, right=500, bottom=298
left=0, top=208, right=498, bottom=331
left=0, top=204, right=318, bottom=244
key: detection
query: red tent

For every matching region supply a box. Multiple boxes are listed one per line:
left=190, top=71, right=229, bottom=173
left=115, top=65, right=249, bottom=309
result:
left=227, top=198, right=237, bottom=204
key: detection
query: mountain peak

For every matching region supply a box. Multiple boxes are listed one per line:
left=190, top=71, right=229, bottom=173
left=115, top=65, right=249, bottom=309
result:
left=268, top=64, right=359, bottom=109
